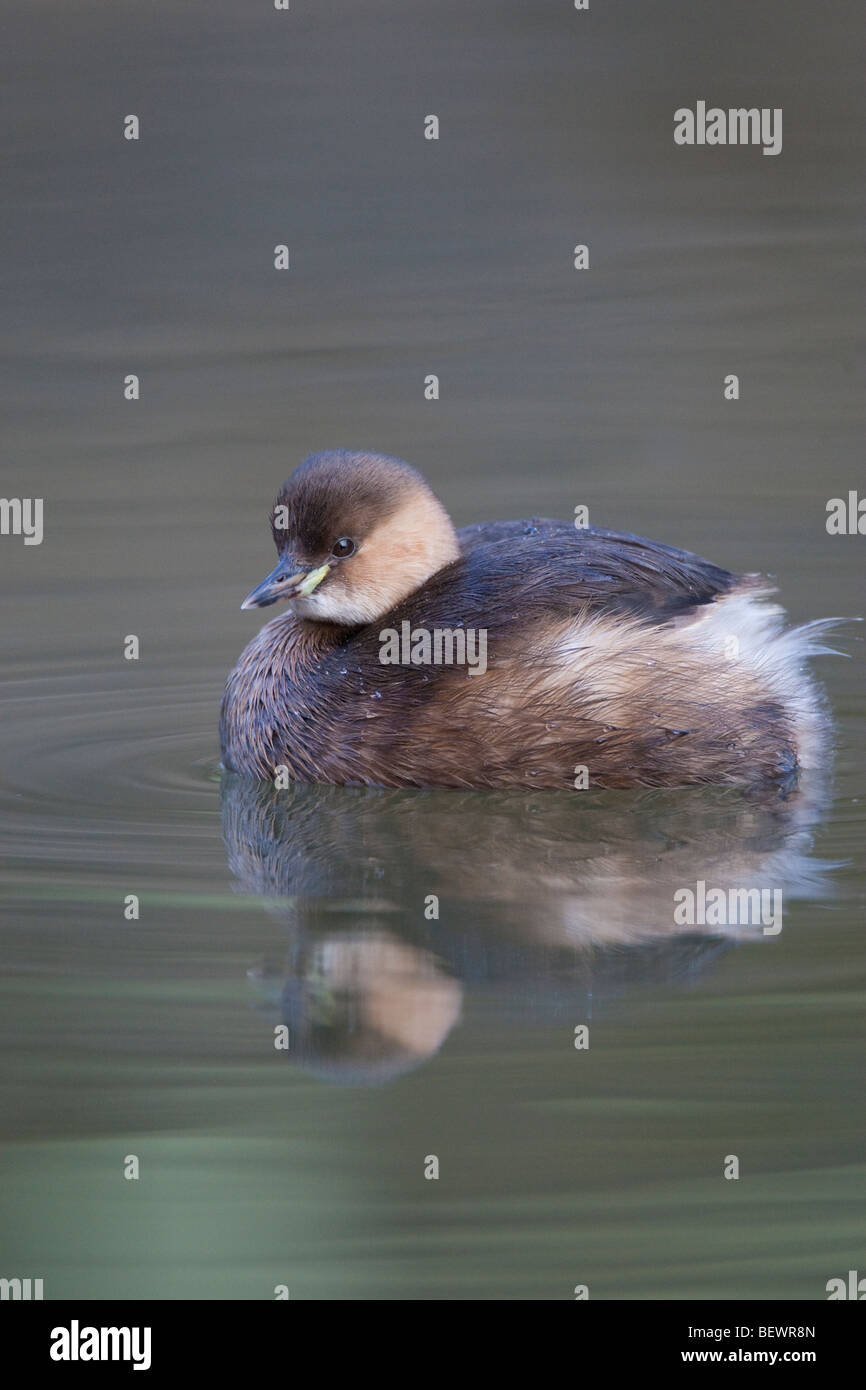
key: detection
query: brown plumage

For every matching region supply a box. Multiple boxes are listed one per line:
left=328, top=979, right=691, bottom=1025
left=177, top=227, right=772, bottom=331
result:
left=220, top=450, right=839, bottom=792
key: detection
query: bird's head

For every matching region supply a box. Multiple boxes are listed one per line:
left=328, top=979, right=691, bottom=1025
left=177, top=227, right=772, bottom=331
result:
left=240, top=450, right=460, bottom=626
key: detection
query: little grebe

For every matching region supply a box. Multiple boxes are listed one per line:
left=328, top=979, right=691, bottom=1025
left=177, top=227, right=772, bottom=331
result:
left=220, top=450, right=838, bottom=791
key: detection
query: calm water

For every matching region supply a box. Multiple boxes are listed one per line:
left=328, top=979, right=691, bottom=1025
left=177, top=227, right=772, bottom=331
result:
left=1, top=0, right=863, bottom=1299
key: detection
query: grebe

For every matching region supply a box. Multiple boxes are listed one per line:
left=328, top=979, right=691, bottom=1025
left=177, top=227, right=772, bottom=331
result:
left=220, top=450, right=838, bottom=792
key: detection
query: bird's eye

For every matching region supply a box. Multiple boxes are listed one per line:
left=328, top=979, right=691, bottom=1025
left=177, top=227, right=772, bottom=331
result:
left=331, top=537, right=356, bottom=558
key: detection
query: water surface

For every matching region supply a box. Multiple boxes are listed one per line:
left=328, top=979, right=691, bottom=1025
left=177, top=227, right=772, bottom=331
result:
left=1, top=0, right=863, bottom=1299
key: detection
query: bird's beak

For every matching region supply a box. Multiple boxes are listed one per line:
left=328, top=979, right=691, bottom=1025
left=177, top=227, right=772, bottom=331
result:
left=240, top=558, right=331, bottom=610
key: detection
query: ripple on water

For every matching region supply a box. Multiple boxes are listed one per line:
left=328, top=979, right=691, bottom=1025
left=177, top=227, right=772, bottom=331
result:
left=0, top=672, right=223, bottom=867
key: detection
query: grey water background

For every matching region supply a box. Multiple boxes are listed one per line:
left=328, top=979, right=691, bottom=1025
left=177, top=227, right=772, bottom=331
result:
left=1, top=0, right=863, bottom=1299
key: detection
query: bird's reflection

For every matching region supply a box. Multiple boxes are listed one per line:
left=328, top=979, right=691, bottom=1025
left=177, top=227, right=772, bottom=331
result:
left=221, top=775, right=833, bottom=1085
